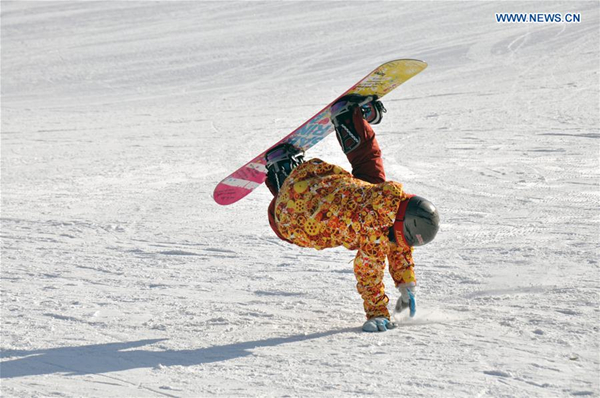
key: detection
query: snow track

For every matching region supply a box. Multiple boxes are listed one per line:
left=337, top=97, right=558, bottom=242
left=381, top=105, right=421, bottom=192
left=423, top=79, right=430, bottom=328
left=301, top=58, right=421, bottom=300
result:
left=2, top=2, right=599, bottom=397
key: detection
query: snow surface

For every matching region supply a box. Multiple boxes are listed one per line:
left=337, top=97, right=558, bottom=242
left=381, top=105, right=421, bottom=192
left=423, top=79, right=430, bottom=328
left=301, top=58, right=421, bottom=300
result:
left=1, top=2, right=599, bottom=397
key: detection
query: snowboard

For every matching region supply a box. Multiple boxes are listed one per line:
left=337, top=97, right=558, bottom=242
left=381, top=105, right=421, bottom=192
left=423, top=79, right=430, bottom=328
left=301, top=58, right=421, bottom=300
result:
left=213, top=59, right=428, bottom=206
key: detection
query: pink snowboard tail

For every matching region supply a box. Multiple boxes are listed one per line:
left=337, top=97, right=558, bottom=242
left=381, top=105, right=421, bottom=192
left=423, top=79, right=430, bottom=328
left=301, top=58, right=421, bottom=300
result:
left=214, top=160, right=268, bottom=205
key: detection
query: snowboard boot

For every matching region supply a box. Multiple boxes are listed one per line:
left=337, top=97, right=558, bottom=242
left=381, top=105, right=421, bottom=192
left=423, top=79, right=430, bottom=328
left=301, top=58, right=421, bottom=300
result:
left=330, top=95, right=386, bottom=154
left=362, top=316, right=397, bottom=332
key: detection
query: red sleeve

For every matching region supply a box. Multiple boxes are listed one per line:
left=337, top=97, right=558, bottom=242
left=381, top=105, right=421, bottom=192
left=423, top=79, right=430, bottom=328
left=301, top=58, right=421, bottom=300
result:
left=345, top=107, right=386, bottom=184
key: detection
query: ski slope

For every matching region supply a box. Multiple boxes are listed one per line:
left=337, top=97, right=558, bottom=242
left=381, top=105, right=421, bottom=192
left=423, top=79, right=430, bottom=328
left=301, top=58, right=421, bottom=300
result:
left=1, top=2, right=598, bottom=397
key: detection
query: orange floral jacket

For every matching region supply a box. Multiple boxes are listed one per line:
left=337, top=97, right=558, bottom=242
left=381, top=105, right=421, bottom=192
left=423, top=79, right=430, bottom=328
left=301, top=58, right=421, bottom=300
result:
left=272, top=159, right=407, bottom=252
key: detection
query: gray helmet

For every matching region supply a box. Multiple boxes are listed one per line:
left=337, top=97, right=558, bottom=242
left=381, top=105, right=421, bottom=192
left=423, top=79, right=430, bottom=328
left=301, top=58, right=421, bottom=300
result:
left=394, top=195, right=440, bottom=246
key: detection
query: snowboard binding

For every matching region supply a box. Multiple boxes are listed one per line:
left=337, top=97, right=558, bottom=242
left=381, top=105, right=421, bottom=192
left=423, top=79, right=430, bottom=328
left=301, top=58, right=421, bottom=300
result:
left=331, top=95, right=387, bottom=125
left=265, top=143, right=305, bottom=192
left=361, top=98, right=386, bottom=124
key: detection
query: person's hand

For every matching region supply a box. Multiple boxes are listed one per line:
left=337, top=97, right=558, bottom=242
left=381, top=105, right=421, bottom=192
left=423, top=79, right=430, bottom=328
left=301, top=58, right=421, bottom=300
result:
left=396, top=283, right=416, bottom=317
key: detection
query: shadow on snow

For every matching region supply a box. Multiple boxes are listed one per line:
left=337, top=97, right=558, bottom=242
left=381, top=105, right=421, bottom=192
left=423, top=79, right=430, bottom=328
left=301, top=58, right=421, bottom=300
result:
left=0, top=327, right=357, bottom=379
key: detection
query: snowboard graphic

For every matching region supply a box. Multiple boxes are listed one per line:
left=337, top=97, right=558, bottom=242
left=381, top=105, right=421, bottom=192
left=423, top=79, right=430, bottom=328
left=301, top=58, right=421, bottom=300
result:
left=213, top=59, right=427, bottom=206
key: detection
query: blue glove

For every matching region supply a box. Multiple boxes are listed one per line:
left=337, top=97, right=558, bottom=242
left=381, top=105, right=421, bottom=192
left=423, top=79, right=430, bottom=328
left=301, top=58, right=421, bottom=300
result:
left=362, top=317, right=397, bottom=332
left=396, top=284, right=416, bottom=317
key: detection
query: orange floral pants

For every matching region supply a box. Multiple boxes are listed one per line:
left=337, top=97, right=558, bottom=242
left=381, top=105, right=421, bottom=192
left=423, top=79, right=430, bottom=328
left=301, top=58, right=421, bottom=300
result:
left=354, top=241, right=415, bottom=319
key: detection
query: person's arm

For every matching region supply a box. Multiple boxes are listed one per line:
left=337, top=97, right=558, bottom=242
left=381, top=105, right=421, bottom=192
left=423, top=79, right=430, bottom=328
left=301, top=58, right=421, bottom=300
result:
left=388, top=242, right=417, bottom=316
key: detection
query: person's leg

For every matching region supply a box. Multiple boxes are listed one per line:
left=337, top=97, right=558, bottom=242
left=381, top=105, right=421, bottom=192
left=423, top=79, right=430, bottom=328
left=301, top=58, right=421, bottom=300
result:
left=354, top=246, right=390, bottom=320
